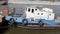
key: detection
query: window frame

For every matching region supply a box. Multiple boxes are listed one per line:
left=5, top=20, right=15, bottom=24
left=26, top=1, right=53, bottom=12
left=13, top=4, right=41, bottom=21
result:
left=28, top=8, right=30, bottom=12
left=41, top=13, right=43, bottom=15
left=31, top=9, right=34, bottom=13
left=35, top=9, right=37, bottom=11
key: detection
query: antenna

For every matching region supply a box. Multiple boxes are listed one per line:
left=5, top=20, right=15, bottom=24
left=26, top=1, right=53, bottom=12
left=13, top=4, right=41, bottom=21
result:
left=13, top=8, right=16, bottom=15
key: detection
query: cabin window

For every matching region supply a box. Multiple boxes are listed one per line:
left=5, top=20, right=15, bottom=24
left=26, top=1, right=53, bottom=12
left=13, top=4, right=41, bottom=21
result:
left=41, top=13, right=43, bottom=15
left=49, top=14, right=51, bottom=16
left=28, top=8, right=30, bottom=12
left=38, top=13, right=39, bottom=15
left=32, top=9, right=34, bottom=13
left=35, top=9, right=37, bottom=11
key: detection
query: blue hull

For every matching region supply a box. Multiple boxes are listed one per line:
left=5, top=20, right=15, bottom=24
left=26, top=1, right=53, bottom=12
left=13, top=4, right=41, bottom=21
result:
left=5, top=15, right=60, bottom=25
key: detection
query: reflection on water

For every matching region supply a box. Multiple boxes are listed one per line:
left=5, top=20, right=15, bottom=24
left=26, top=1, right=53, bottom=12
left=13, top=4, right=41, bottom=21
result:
left=4, top=26, right=60, bottom=34
left=0, top=27, right=9, bottom=34
left=0, top=21, right=60, bottom=34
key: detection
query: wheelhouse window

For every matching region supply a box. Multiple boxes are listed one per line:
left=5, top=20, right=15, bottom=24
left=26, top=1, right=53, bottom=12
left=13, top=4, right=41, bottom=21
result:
left=38, top=13, right=39, bottom=15
left=28, top=8, right=30, bottom=12
left=49, top=14, right=51, bottom=16
left=41, top=13, right=43, bottom=15
left=32, top=9, right=34, bottom=13
left=35, top=9, right=37, bottom=11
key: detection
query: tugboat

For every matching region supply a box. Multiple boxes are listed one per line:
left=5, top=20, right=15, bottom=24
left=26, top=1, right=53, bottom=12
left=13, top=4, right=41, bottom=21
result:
left=3, top=6, right=60, bottom=29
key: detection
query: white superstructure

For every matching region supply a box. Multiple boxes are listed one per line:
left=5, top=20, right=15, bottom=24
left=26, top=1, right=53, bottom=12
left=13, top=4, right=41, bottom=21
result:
left=25, top=7, right=55, bottom=20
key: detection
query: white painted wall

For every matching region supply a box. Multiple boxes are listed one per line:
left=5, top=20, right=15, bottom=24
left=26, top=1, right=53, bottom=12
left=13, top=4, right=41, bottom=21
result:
left=42, top=8, right=53, bottom=13
left=25, top=7, right=55, bottom=20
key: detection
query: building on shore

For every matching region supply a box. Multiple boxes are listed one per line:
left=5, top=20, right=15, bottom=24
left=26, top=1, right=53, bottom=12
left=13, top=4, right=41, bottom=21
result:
left=0, top=0, right=8, bottom=5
